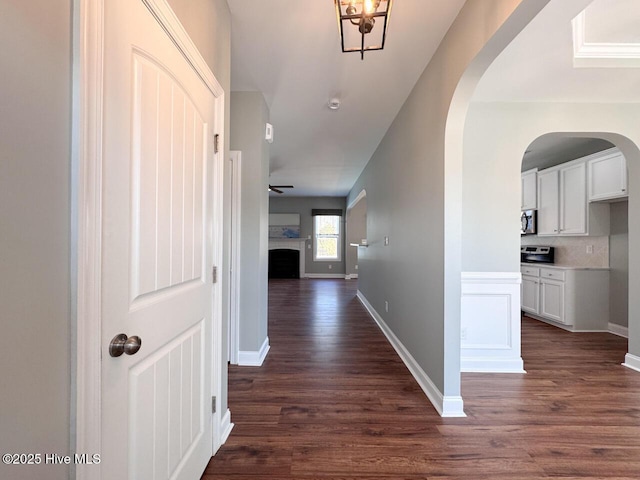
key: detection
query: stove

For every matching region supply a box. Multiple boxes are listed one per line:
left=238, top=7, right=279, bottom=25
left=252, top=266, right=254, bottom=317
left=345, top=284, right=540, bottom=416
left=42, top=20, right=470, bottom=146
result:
left=521, top=245, right=554, bottom=264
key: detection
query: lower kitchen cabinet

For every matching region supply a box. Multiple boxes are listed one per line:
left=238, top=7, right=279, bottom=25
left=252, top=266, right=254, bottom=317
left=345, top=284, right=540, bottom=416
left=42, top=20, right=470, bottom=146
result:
left=540, top=278, right=564, bottom=323
left=521, top=265, right=609, bottom=331
left=521, top=274, right=539, bottom=315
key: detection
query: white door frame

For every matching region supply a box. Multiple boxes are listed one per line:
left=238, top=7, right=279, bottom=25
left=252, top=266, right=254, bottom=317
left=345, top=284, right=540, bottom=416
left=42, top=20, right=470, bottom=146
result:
left=73, top=1, right=226, bottom=477
left=229, top=151, right=242, bottom=364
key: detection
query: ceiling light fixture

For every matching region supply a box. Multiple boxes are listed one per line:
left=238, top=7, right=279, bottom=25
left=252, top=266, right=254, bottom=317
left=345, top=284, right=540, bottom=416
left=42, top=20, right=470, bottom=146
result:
left=335, top=0, right=393, bottom=60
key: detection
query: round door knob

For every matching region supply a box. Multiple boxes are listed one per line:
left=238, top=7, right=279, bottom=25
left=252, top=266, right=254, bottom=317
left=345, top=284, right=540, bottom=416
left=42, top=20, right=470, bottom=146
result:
left=109, top=333, right=142, bottom=357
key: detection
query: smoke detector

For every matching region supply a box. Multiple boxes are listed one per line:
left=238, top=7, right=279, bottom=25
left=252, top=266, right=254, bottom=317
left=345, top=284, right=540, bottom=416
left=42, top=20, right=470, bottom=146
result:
left=328, top=98, right=341, bottom=110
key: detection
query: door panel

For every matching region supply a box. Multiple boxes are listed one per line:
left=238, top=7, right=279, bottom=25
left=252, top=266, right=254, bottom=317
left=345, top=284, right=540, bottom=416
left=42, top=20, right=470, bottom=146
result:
left=129, top=321, right=204, bottom=479
left=132, top=53, right=207, bottom=301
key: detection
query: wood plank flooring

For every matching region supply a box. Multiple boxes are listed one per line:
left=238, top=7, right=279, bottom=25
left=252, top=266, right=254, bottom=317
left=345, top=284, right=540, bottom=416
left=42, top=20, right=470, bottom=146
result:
left=203, top=279, right=640, bottom=479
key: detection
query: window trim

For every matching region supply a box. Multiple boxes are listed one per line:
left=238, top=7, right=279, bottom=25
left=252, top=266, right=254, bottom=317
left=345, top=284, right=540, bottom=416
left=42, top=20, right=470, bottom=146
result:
left=313, top=215, right=342, bottom=262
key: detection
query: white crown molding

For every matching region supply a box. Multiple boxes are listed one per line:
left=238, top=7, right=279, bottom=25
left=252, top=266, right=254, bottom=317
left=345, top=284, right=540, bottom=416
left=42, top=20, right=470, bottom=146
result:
left=347, top=188, right=367, bottom=209
left=572, top=11, right=640, bottom=68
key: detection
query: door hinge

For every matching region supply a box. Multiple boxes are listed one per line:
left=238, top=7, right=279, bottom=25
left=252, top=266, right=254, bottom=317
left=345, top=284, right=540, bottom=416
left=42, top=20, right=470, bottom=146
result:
left=212, top=396, right=217, bottom=413
left=214, top=134, right=219, bottom=154
left=212, top=266, right=217, bottom=284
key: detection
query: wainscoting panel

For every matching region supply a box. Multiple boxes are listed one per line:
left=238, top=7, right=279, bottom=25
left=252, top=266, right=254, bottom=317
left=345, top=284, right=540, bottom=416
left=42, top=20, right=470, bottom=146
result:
left=461, top=272, right=525, bottom=373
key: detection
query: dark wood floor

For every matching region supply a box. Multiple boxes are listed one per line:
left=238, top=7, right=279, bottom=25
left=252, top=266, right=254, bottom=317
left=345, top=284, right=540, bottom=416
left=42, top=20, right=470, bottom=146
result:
left=203, top=279, right=640, bottom=479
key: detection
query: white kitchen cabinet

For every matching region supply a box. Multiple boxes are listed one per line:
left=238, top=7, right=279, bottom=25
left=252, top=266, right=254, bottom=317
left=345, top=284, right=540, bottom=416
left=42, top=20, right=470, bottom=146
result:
left=588, top=148, right=628, bottom=202
left=559, top=162, right=587, bottom=235
left=521, top=274, right=539, bottom=315
left=521, top=169, right=537, bottom=210
left=537, top=169, right=559, bottom=235
left=540, top=278, right=565, bottom=324
left=520, top=265, right=609, bottom=331
left=537, top=157, right=609, bottom=237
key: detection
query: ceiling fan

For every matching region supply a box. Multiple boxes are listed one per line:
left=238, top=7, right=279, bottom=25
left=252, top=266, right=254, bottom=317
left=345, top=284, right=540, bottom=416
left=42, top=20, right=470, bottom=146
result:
left=268, top=185, right=294, bottom=194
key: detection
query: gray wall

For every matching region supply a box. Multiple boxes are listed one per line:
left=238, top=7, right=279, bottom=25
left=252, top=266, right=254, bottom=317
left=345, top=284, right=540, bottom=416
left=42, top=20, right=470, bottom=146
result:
left=610, top=201, right=629, bottom=328
left=231, top=92, right=270, bottom=352
left=167, top=0, right=232, bottom=425
left=461, top=101, right=640, bottom=359
left=0, top=2, right=72, bottom=479
left=346, top=197, right=367, bottom=277
left=269, top=196, right=347, bottom=275
left=346, top=0, right=540, bottom=402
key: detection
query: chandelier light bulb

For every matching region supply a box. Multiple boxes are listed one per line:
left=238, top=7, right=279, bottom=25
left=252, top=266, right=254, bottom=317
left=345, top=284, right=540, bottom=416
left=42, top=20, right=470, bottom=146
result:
left=364, top=0, right=375, bottom=14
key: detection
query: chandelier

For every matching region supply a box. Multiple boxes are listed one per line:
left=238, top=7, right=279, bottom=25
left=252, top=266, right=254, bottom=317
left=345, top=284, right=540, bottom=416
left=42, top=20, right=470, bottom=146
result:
left=334, top=0, right=393, bottom=60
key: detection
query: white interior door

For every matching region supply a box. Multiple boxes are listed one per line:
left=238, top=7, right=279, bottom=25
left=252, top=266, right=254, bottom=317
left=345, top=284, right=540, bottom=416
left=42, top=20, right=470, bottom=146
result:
left=101, top=0, right=218, bottom=478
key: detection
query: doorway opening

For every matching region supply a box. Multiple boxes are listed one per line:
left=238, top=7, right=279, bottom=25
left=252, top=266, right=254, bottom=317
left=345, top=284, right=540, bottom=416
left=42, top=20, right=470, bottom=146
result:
left=346, top=190, right=367, bottom=282
left=519, top=133, right=629, bottom=354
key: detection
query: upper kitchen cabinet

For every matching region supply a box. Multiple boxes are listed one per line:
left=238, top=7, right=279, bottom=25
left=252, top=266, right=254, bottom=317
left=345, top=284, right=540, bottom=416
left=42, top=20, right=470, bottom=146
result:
left=538, top=169, right=559, bottom=234
left=537, top=157, right=609, bottom=237
left=559, top=162, right=587, bottom=235
left=587, top=148, right=628, bottom=202
left=521, top=169, right=537, bottom=210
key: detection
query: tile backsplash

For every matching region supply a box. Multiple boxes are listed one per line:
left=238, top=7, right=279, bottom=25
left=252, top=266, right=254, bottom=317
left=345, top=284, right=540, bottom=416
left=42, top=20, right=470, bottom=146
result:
left=521, top=235, right=609, bottom=268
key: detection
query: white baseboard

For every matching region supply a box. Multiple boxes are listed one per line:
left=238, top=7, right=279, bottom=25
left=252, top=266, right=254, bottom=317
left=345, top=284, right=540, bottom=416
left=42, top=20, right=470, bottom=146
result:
left=609, top=323, right=629, bottom=338
left=304, top=273, right=346, bottom=279
left=356, top=291, right=465, bottom=418
left=461, top=272, right=525, bottom=373
left=238, top=336, right=270, bottom=366
left=345, top=274, right=359, bottom=279
left=623, top=353, right=640, bottom=373
left=461, top=357, right=525, bottom=373
left=219, top=409, right=234, bottom=445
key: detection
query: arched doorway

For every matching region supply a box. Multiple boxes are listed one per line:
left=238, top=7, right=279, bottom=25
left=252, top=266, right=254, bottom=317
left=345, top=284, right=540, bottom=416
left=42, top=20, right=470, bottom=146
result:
left=459, top=106, right=640, bottom=374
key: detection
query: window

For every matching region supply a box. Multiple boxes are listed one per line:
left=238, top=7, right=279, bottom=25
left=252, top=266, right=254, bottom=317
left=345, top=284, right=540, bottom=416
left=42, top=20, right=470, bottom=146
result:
left=313, top=215, right=341, bottom=261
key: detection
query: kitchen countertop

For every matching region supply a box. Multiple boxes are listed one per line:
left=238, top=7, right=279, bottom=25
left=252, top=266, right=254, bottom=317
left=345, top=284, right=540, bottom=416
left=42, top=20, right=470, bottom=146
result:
left=521, top=263, right=609, bottom=271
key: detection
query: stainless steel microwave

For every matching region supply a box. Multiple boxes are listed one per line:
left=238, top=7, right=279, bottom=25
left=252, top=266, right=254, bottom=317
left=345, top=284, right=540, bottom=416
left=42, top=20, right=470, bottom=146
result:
left=521, top=209, right=536, bottom=235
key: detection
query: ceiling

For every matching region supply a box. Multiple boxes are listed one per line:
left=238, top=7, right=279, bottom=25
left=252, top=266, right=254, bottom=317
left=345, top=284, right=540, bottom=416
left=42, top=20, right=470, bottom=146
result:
left=473, top=0, right=640, bottom=172
left=228, top=0, right=466, bottom=196
left=473, top=0, right=640, bottom=103
left=521, top=136, right=614, bottom=172
left=229, top=0, right=640, bottom=195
